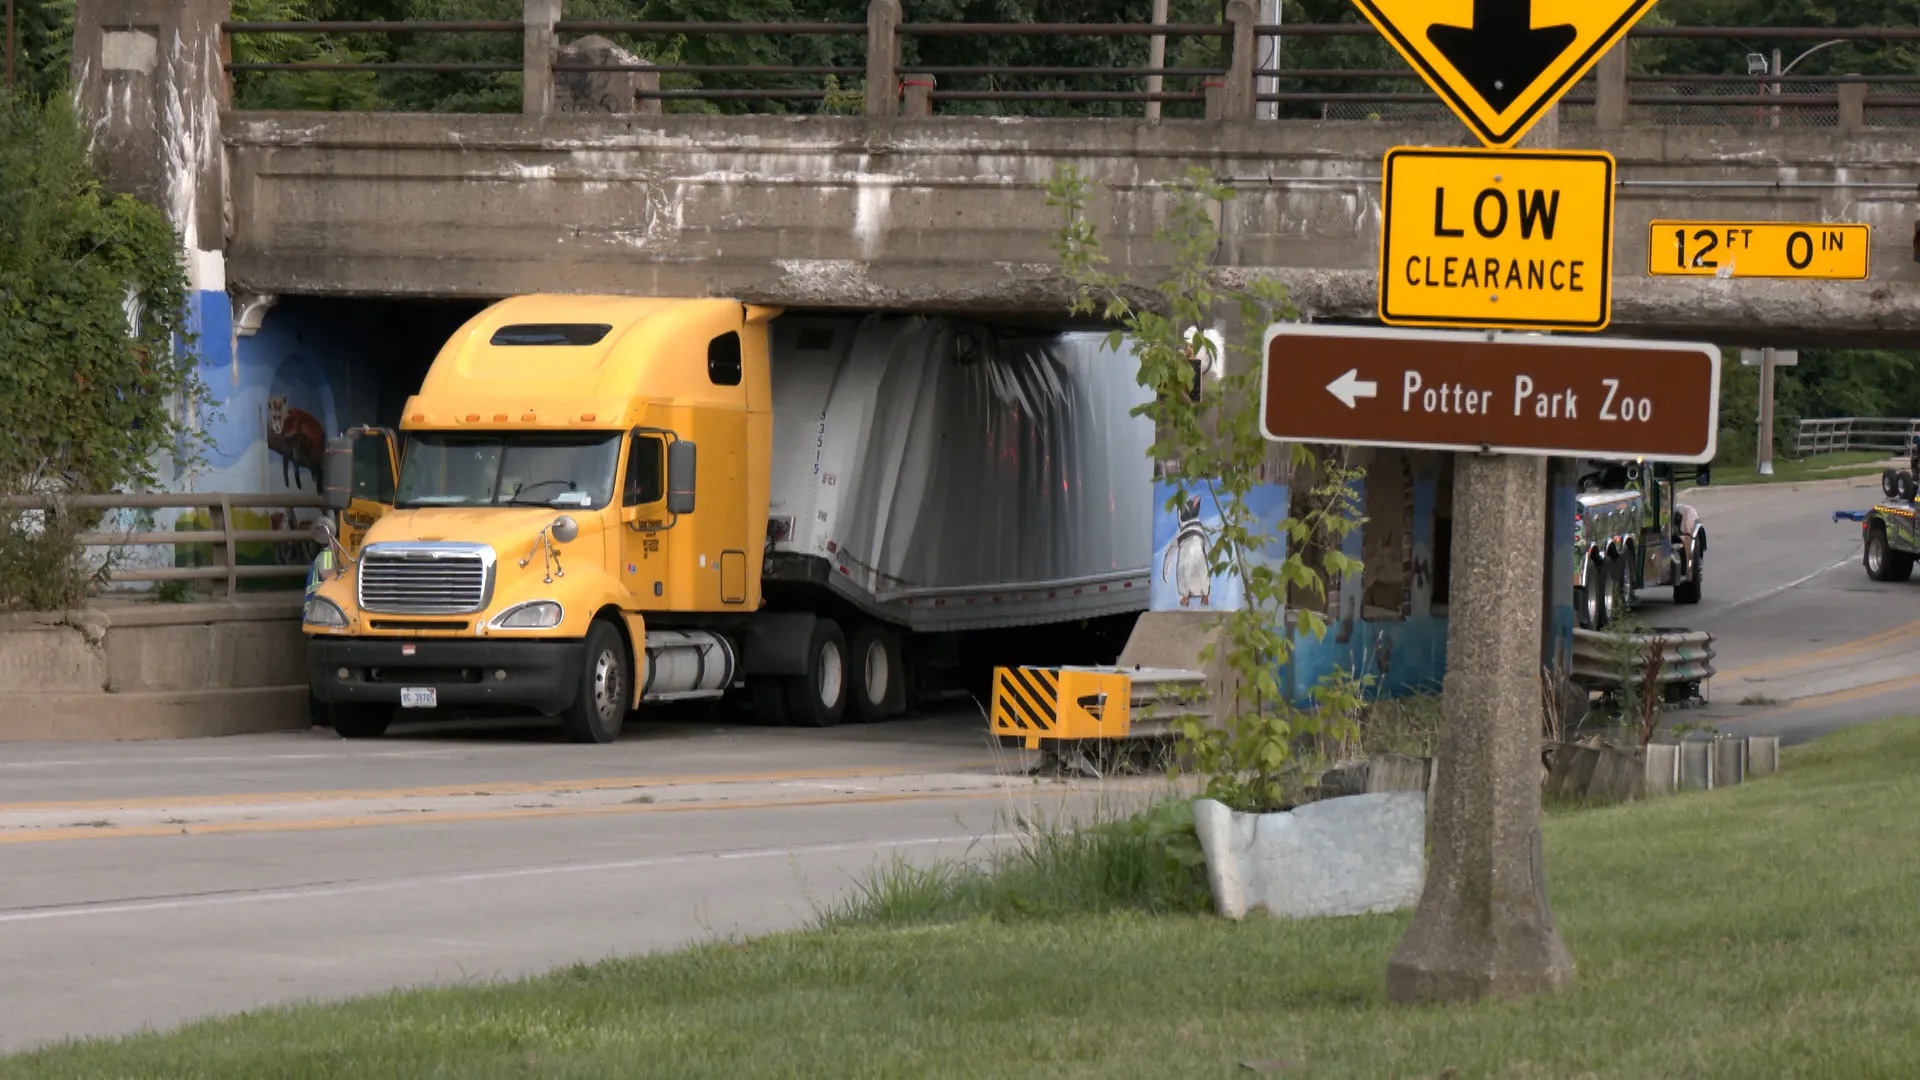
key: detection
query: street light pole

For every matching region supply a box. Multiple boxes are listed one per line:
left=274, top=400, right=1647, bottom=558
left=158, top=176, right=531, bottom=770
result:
left=1768, top=40, right=1846, bottom=129
left=1146, top=0, right=1168, bottom=121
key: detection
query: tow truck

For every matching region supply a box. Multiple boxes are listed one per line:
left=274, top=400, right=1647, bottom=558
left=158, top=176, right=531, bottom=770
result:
left=1573, top=459, right=1709, bottom=629
left=1848, top=457, right=1920, bottom=582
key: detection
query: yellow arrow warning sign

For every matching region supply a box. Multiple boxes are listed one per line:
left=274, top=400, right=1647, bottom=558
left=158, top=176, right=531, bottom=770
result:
left=1350, top=0, right=1661, bottom=148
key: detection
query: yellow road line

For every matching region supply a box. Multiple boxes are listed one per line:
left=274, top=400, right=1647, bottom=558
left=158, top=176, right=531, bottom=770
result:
left=1719, top=671, right=1920, bottom=723
left=0, top=786, right=1045, bottom=846
left=0, top=761, right=999, bottom=814
left=1716, top=618, right=1920, bottom=682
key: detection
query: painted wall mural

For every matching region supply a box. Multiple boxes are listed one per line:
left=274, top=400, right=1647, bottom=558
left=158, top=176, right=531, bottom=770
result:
left=161, top=299, right=396, bottom=583
left=1148, top=479, right=1288, bottom=613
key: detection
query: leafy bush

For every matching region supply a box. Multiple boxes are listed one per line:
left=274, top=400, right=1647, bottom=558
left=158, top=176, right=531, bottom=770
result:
left=0, top=92, right=204, bottom=610
left=1048, top=164, right=1369, bottom=814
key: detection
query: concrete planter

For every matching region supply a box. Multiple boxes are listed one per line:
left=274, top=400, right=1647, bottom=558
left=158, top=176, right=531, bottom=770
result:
left=1192, top=790, right=1427, bottom=921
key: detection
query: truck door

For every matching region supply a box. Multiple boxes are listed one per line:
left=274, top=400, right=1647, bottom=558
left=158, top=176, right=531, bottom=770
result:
left=619, top=430, right=671, bottom=601
left=340, top=426, right=399, bottom=556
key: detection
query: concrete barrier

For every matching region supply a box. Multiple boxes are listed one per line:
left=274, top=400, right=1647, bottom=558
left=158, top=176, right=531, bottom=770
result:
left=1, top=595, right=308, bottom=741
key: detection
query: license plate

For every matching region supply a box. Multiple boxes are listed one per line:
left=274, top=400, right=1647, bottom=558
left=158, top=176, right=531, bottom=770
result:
left=400, top=687, right=437, bottom=709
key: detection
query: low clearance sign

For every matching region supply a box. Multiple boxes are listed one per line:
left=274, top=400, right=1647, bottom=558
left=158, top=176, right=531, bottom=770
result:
left=1378, top=146, right=1616, bottom=333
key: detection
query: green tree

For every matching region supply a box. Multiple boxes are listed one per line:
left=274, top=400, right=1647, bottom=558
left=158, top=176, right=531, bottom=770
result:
left=0, top=92, right=206, bottom=609
left=1049, top=164, right=1370, bottom=811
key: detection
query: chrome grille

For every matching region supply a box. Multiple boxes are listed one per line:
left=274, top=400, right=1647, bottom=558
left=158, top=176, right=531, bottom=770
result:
left=357, top=543, right=495, bottom=616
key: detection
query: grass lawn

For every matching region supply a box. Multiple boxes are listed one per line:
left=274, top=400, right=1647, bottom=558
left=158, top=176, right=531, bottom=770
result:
left=1701, top=449, right=1892, bottom=487
left=11, top=722, right=1920, bottom=1079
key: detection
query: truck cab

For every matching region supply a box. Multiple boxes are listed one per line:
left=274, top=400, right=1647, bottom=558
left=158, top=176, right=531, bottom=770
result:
left=1572, top=459, right=1709, bottom=629
left=303, top=296, right=775, bottom=742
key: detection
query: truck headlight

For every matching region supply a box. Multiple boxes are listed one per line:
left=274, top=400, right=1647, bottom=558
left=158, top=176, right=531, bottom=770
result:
left=303, top=597, right=348, bottom=629
left=490, top=600, right=564, bottom=629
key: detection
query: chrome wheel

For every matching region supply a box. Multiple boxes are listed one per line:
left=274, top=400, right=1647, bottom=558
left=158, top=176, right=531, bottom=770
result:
left=591, top=646, right=623, bottom=722
left=1869, top=534, right=1886, bottom=575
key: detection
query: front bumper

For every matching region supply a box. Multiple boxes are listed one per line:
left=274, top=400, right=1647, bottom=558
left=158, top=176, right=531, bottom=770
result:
left=307, top=636, right=586, bottom=716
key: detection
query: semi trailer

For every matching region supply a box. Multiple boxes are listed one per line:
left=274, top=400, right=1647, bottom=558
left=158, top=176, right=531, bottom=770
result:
left=302, top=296, right=1155, bottom=741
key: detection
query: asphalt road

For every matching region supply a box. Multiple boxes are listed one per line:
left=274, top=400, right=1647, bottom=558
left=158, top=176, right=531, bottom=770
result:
left=1, top=473, right=1913, bottom=1053
left=1649, top=473, right=1920, bottom=744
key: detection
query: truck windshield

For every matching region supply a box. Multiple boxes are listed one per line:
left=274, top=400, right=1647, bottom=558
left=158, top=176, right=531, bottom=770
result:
left=395, top=433, right=621, bottom=510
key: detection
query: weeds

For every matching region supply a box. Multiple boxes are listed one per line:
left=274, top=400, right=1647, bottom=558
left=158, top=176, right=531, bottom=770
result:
left=819, top=799, right=1210, bottom=928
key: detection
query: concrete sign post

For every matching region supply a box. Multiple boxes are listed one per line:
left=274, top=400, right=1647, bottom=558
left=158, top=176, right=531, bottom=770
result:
left=1336, top=0, right=1688, bottom=1004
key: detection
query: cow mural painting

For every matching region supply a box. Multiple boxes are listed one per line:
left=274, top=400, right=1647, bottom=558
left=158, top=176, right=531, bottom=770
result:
left=169, top=300, right=389, bottom=585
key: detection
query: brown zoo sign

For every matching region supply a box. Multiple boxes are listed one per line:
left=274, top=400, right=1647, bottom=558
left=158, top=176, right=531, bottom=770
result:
left=1259, top=324, right=1721, bottom=463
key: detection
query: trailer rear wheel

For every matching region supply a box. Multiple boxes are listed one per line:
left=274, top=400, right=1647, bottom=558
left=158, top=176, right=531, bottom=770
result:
left=785, top=618, right=849, bottom=727
left=328, top=703, right=391, bottom=739
left=849, top=623, right=903, bottom=724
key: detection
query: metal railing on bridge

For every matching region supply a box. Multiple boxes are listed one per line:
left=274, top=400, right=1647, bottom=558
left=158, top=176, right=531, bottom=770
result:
left=0, top=492, right=323, bottom=600
left=217, top=8, right=1920, bottom=125
left=1795, top=418, right=1920, bottom=458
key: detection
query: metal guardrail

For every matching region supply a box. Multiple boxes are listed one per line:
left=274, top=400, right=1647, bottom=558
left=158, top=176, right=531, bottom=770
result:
left=0, top=492, right=324, bottom=599
left=1796, top=417, right=1920, bottom=457
left=217, top=11, right=1920, bottom=122
left=1570, top=627, right=1716, bottom=697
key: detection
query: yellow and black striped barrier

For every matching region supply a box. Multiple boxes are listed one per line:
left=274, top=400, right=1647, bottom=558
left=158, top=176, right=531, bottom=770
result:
left=990, top=665, right=1134, bottom=749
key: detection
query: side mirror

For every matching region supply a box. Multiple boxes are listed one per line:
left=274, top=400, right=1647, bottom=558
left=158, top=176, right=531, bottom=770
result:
left=323, top=436, right=354, bottom=512
left=667, top=440, right=697, bottom=515
left=311, top=517, right=336, bottom=549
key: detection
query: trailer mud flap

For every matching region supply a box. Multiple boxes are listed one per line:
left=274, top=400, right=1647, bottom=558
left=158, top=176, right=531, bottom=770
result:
left=990, top=666, right=1132, bottom=749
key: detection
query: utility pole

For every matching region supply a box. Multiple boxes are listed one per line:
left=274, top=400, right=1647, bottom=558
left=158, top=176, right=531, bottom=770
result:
left=1145, top=0, right=1167, bottom=121
left=1743, top=348, right=1799, bottom=476
left=1256, top=0, right=1280, bottom=120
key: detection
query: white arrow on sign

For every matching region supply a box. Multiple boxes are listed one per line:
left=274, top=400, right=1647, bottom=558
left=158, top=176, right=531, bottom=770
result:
left=1325, top=368, right=1379, bottom=409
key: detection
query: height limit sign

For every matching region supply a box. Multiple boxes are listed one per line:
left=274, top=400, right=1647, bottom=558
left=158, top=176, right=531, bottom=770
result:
left=1379, top=146, right=1616, bottom=333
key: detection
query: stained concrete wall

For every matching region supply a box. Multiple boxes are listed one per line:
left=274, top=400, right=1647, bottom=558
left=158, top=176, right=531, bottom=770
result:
left=1, top=598, right=309, bottom=741
left=225, top=113, right=1920, bottom=347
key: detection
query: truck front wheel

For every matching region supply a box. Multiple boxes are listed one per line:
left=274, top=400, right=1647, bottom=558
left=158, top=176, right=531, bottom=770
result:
left=1867, top=526, right=1915, bottom=583
left=562, top=620, right=629, bottom=744
left=328, top=703, right=391, bottom=739
left=786, top=618, right=849, bottom=728
left=1675, top=539, right=1704, bottom=604
left=1578, top=556, right=1605, bottom=630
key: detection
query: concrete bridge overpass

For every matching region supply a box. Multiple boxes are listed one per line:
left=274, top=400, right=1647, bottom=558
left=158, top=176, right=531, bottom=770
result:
left=223, top=110, right=1920, bottom=348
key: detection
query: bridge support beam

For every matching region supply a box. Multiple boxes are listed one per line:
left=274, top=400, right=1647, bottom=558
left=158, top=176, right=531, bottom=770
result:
left=866, top=0, right=901, bottom=117
left=72, top=0, right=235, bottom=418
left=523, top=0, right=560, bottom=115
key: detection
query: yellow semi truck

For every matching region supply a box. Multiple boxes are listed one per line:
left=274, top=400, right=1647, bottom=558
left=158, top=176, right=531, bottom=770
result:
left=303, top=295, right=1153, bottom=741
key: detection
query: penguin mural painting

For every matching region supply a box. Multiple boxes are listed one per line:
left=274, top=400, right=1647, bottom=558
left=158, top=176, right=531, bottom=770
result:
left=1162, top=494, right=1213, bottom=606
